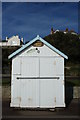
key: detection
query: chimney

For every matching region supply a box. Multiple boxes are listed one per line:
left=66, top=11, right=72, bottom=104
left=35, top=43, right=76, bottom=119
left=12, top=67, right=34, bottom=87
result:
left=6, top=37, right=8, bottom=41
left=21, top=38, right=23, bottom=43
left=65, top=28, right=68, bottom=32
left=51, top=28, right=54, bottom=34
left=16, top=35, right=19, bottom=38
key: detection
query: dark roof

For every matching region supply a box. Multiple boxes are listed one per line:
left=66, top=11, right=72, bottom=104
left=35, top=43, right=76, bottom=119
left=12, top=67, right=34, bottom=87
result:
left=20, top=40, right=24, bottom=45
left=0, top=40, right=7, bottom=42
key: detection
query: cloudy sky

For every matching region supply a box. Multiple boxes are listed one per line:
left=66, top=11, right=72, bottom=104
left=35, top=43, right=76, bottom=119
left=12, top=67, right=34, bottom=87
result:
left=2, top=2, right=78, bottom=42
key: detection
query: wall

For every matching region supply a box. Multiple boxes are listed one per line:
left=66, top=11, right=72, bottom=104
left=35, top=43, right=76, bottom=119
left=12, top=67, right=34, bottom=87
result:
left=0, top=36, right=21, bottom=46
left=19, top=45, right=60, bottom=57
left=11, top=43, right=65, bottom=108
left=8, top=36, right=20, bottom=46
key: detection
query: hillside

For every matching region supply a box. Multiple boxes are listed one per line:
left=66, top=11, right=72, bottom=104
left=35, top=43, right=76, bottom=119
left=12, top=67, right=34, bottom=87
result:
left=2, top=46, right=21, bottom=74
left=1, top=32, right=80, bottom=77
left=44, top=31, right=80, bottom=63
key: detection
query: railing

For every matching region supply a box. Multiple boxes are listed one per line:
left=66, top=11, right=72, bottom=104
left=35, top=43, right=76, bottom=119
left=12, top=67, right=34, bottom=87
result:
left=17, top=77, right=59, bottom=79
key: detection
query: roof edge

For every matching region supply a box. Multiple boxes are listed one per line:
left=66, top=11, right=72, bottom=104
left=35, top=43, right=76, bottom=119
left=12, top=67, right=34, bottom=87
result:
left=8, top=35, right=68, bottom=59
left=40, top=37, right=68, bottom=59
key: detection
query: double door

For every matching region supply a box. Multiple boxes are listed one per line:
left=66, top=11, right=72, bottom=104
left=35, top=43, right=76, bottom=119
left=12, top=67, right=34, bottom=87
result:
left=19, top=57, right=59, bottom=108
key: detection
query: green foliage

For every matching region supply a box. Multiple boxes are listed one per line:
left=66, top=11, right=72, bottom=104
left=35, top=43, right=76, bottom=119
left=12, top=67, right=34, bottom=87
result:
left=65, top=64, right=80, bottom=76
left=2, top=77, right=10, bottom=86
left=66, top=78, right=80, bottom=86
left=44, top=32, right=80, bottom=63
left=2, top=46, right=21, bottom=74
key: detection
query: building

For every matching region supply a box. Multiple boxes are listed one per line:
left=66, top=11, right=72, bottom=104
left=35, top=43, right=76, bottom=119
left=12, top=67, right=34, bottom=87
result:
left=50, top=28, right=77, bottom=35
left=8, top=35, right=68, bottom=108
left=0, top=35, right=24, bottom=46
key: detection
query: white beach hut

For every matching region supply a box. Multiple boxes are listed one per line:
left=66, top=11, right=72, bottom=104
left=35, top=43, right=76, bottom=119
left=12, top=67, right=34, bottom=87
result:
left=8, top=35, right=68, bottom=108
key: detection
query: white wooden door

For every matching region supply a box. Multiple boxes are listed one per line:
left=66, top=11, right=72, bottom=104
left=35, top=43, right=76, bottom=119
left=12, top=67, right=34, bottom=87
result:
left=39, top=79, right=57, bottom=108
left=39, top=58, right=59, bottom=107
left=12, top=57, right=21, bottom=75
left=20, top=79, right=39, bottom=107
left=19, top=57, right=63, bottom=108
left=21, top=57, right=39, bottom=77
left=40, top=57, right=64, bottom=77
left=20, top=57, right=39, bottom=107
left=40, top=58, right=56, bottom=77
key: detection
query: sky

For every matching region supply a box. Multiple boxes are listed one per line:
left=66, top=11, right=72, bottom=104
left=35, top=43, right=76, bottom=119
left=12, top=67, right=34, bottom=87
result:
left=2, top=2, right=78, bottom=43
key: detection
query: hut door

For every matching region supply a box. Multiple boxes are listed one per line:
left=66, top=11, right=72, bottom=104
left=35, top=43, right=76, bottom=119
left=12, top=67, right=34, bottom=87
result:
left=20, top=57, right=39, bottom=107
left=39, top=58, right=57, bottom=107
left=40, top=58, right=56, bottom=77
left=39, top=79, right=57, bottom=107
left=21, top=57, right=39, bottom=77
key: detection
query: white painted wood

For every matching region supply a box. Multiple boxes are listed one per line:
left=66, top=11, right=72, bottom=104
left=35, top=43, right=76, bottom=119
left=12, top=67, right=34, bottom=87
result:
left=19, top=45, right=60, bottom=57
left=55, top=78, right=65, bottom=107
left=55, top=57, right=64, bottom=75
left=39, top=77, right=65, bottom=108
left=10, top=75, right=21, bottom=107
left=39, top=79, right=57, bottom=108
left=21, top=57, right=39, bottom=77
left=40, top=57, right=64, bottom=77
left=10, top=41, right=66, bottom=108
left=20, top=79, right=39, bottom=107
left=12, top=57, right=21, bottom=75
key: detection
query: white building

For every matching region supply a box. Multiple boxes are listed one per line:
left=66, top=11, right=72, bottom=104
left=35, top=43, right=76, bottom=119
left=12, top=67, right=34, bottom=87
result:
left=8, top=35, right=68, bottom=109
left=0, top=35, right=24, bottom=46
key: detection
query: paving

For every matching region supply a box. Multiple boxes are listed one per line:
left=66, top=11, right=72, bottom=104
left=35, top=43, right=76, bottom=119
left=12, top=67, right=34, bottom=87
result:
left=1, top=98, right=80, bottom=120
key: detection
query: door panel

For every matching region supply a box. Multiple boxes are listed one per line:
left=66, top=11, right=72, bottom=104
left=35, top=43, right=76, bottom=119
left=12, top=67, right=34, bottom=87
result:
left=40, top=58, right=56, bottom=77
left=12, top=57, right=21, bottom=75
left=20, top=57, right=39, bottom=107
left=39, top=79, right=57, bottom=107
left=55, top=57, right=64, bottom=75
left=20, top=79, right=39, bottom=107
left=40, top=58, right=64, bottom=77
left=19, top=57, right=62, bottom=108
left=11, top=78, right=21, bottom=107
left=21, top=57, right=39, bottom=77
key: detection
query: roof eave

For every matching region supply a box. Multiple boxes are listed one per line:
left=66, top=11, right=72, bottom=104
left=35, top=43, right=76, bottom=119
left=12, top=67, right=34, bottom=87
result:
left=8, top=35, right=68, bottom=60
left=39, top=37, right=68, bottom=59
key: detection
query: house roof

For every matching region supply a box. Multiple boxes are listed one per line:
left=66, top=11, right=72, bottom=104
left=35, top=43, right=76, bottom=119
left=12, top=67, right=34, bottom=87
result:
left=8, top=35, right=68, bottom=59
left=20, top=40, right=24, bottom=45
left=0, top=40, right=7, bottom=42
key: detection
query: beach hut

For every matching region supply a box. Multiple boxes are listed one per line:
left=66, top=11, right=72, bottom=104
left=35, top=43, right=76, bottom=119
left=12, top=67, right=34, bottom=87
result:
left=8, top=35, right=68, bottom=108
